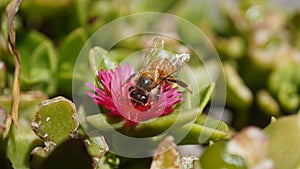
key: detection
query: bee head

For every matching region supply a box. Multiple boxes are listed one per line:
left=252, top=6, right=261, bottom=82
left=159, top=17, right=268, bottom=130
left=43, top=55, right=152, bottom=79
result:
left=128, top=87, right=148, bottom=105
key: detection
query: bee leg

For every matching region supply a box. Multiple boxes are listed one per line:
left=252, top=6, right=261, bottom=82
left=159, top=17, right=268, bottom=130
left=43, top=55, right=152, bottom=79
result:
left=166, top=77, right=192, bottom=93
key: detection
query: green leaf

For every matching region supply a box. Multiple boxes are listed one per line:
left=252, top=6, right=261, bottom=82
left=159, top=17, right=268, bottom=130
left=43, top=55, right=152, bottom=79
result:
left=58, top=28, right=88, bottom=97
left=268, top=59, right=300, bottom=112
left=200, top=141, right=247, bottom=169
left=30, top=147, right=50, bottom=169
left=278, top=83, right=300, bottom=112
left=74, top=0, right=91, bottom=27
left=21, top=0, right=73, bottom=19
left=199, top=83, right=215, bottom=113
left=21, top=41, right=57, bottom=95
left=7, top=127, right=42, bottom=169
left=86, top=112, right=125, bottom=132
left=17, top=30, right=57, bottom=95
left=88, top=46, right=117, bottom=76
left=179, top=120, right=229, bottom=144
left=4, top=92, right=47, bottom=169
left=215, top=37, right=245, bottom=59
left=264, top=115, right=300, bottom=169
left=85, top=136, right=109, bottom=159
left=87, top=108, right=200, bottom=138
left=256, top=90, right=280, bottom=117
left=125, top=108, right=200, bottom=137
left=97, top=152, right=120, bottom=169
left=179, top=83, right=229, bottom=144
left=31, top=96, right=79, bottom=144
left=224, top=63, right=253, bottom=109
left=0, top=0, right=9, bottom=9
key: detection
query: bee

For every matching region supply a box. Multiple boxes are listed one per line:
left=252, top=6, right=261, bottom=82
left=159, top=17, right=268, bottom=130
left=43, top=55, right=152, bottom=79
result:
left=125, top=37, right=192, bottom=110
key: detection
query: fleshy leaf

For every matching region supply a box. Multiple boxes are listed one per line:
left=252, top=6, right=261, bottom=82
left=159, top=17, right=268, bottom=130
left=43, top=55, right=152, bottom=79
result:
left=200, top=141, right=247, bottom=169
left=17, top=30, right=57, bottom=95
left=30, top=147, right=49, bottom=169
left=268, top=55, right=300, bottom=112
left=21, top=0, right=73, bottom=20
left=7, top=127, right=42, bottom=169
left=256, top=90, right=280, bottom=117
left=21, top=41, right=57, bottom=95
left=97, top=152, right=120, bottom=169
left=179, top=119, right=229, bottom=144
left=88, top=46, right=117, bottom=76
left=4, top=91, right=47, bottom=169
left=224, top=63, right=253, bottom=109
left=264, top=115, right=300, bottom=169
left=199, top=83, right=215, bottom=113
left=58, top=28, right=88, bottom=97
left=31, top=96, right=79, bottom=144
left=84, top=136, right=109, bottom=167
left=215, top=37, right=245, bottom=59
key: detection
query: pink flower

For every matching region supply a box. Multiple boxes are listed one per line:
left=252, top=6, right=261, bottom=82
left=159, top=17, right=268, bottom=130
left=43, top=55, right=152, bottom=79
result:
left=86, top=64, right=183, bottom=124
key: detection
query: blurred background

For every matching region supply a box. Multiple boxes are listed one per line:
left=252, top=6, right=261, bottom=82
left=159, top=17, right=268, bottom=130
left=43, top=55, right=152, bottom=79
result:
left=1, top=0, right=299, bottom=128
left=0, top=0, right=300, bottom=168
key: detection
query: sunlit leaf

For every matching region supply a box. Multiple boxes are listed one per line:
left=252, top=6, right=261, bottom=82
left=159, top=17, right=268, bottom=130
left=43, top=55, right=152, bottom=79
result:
left=31, top=96, right=78, bottom=144
left=200, top=141, right=247, bottom=169
left=89, top=46, right=117, bottom=76
left=264, top=115, right=300, bottom=169
left=179, top=120, right=229, bottom=144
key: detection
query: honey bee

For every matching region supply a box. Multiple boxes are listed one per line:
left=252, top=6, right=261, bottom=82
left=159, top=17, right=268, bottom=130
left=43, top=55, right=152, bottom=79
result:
left=125, top=37, right=192, bottom=110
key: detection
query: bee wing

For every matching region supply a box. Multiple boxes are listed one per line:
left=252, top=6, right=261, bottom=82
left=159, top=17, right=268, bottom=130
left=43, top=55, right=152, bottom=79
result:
left=147, top=53, right=190, bottom=88
left=142, top=36, right=165, bottom=69
left=164, top=52, right=190, bottom=75
left=143, top=36, right=190, bottom=74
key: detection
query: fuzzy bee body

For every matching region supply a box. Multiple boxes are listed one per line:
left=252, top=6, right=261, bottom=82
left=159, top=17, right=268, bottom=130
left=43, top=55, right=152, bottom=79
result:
left=126, top=37, right=191, bottom=110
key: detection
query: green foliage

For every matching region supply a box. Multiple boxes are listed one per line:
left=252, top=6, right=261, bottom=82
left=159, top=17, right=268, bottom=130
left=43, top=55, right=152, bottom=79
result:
left=89, top=46, right=117, bottom=75
left=200, top=141, right=247, bottom=169
left=0, top=0, right=300, bottom=168
left=264, top=115, right=300, bottom=169
left=1, top=92, right=47, bottom=169
left=31, top=96, right=78, bottom=144
left=17, top=30, right=57, bottom=95
left=30, top=96, right=110, bottom=169
left=58, top=28, right=88, bottom=97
